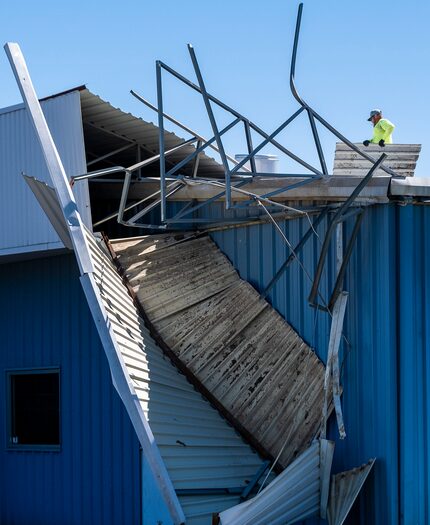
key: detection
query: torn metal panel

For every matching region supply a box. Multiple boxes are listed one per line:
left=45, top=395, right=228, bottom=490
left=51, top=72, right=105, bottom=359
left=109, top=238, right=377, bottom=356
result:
left=112, top=233, right=327, bottom=469
left=23, top=175, right=73, bottom=249
left=321, top=292, right=348, bottom=440
left=334, top=143, right=421, bottom=178
left=218, top=439, right=334, bottom=525
left=86, top=231, right=270, bottom=524
left=328, top=459, right=376, bottom=525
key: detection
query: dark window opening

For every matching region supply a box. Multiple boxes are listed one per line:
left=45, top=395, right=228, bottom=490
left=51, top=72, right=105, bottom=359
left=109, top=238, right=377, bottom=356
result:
left=8, top=370, right=60, bottom=448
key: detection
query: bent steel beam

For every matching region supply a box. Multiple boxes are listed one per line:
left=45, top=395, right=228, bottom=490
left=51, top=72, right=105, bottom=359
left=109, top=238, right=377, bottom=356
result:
left=308, top=153, right=386, bottom=310
left=290, top=3, right=399, bottom=179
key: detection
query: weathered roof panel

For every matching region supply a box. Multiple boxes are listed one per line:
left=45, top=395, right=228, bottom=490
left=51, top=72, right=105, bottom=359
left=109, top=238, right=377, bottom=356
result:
left=112, top=233, right=326, bottom=468
left=333, top=143, right=421, bottom=178
left=86, top=231, right=269, bottom=524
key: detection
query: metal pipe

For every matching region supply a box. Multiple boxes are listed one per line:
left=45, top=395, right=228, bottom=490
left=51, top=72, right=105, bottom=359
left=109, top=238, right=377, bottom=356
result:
left=165, top=118, right=241, bottom=178
left=131, top=90, right=252, bottom=173
left=261, top=208, right=328, bottom=299
left=289, top=3, right=399, bottom=178
left=87, top=143, right=135, bottom=167
left=229, top=108, right=305, bottom=175
left=187, top=44, right=233, bottom=208
left=328, top=211, right=364, bottom=310
left=164, top=180, right=249, bottom=223
left=185, top=177, right=308, bottom=214
left=308, top=153, right=386, bottom=308
left=192, top=140, right=202, bottom=178
left=93, top=185, right=165, bottom=227
left=73, top=166, right=125, bottom=181
left=127, top=137, right=197, bottom=172
left=290, top=3, right=306, bottom=106
left=74, top=139, right=196, bottom=183
left=244, top=119, right=257, bottom=173
left=126, top=182, right=184, bottom=224
left=158, top=60, right=323, bottom=176
left=307, top=109, right=328, bottom=176
left=156, top=61, right=166, bottom=221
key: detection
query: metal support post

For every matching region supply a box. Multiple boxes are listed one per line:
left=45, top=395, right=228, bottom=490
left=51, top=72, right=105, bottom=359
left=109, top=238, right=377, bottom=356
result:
left=187, top=44, right=233, bottom=208
left=321, top=291, right=348, bottom=440
left=308, top=153, right=386, bottom=309
left=307, top=109, right=328, bottom=176
left=156, top=61, right=167, bottom=221
left=244, top=120, right=257, bottom=174
left=261, top=208, right=328, bottom=299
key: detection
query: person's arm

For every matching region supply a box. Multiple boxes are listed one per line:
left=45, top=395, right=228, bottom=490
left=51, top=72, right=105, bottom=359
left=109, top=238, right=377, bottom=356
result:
left=379, top=119, right=395, bottom=141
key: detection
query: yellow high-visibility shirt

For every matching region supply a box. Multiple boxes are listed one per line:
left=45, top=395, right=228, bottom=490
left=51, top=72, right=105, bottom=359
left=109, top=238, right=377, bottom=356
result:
left=370, top=118, right=395, bottom=144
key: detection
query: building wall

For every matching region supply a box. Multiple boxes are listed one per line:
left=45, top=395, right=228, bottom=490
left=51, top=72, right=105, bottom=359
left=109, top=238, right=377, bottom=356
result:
left=0, top=254, right=141, bottom=525
left=206, top=202, right=430, bottom=525
left=0, top=91, right=90, bottom=258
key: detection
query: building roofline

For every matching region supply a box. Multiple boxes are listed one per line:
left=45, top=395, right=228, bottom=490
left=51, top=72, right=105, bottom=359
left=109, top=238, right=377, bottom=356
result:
left=0, top=85, right=86, bottom=116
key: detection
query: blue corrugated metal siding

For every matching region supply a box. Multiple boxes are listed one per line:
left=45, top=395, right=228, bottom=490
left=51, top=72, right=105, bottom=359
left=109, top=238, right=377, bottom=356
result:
left=202, top=202, right=430, bottom=525
left=398, top=204, right=430, bottom=525
left=0, top=91, right=89, bottom=256
left=0, top=254, right=141, bottom=525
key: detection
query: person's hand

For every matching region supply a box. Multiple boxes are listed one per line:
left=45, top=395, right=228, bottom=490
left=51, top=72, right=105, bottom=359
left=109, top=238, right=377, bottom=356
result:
left=363, top=140, right=370, bottom=146
left=378, top=139, right=385, bottom=147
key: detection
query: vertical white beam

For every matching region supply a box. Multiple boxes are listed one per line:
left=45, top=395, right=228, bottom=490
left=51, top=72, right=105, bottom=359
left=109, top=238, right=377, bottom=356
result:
left=321, top=291, right=348, bottom=439
left=4, top=42, right=185, bottom=525
left=4, top=42, right=93, bottom=275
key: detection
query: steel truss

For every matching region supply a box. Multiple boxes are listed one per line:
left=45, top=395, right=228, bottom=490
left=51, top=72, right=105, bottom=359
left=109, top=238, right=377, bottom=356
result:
left=73, top=3, right=396, bottom=232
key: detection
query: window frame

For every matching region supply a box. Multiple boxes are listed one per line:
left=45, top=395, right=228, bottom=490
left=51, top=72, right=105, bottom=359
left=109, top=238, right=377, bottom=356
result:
left=6, top=367, right=61, bottom=452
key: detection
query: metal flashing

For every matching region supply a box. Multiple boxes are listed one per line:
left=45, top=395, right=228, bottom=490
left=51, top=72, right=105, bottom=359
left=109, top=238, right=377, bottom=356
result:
left=23, top=175, right=73, bottom=249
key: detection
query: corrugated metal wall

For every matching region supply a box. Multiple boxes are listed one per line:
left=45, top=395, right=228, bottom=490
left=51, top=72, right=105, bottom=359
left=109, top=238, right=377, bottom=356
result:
left=0, top=254, right=141, bottom=525
left=203, top=202, right=430, bottom=525
left=398, top=204, right=430, bottom=525
left=0, top=91, right=90, bottom=257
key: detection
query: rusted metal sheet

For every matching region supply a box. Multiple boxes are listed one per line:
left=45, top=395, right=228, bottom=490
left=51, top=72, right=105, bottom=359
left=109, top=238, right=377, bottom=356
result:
left=112, top=234, right=326, bottom=468
left=333, top=143, right=421, bottom=178
left=328, top=459, right=376, bottom=525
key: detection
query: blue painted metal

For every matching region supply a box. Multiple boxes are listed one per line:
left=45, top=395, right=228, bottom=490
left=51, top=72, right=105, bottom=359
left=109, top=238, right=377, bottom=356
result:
left=203, top=202, right=430, bottom=525
left=398, top=204, right=430, bottom=525
left=0, top=254, right=141, bottom=525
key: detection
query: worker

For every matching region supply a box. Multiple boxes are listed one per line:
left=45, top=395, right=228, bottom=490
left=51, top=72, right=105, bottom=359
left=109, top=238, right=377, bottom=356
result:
left=363, top=109, right=395, bottom=147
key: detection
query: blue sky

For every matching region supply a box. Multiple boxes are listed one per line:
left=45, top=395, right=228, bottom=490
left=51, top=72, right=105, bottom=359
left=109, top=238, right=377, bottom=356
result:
left=1, top=0, right=429, bottom=175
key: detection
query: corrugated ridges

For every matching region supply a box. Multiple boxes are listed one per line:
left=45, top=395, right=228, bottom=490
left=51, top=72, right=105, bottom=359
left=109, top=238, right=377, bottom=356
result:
left=85, top=232, right=268, bottom=524
left=80, top=89, right=225, bottom=178
left=333, top=142, right=421, bottom=177
left=112, top=234, right=326, bottom=468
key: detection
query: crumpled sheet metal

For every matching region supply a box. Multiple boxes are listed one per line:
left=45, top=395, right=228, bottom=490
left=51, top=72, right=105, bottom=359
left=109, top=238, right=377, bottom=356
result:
left=328, top=459, right=376, bottom=525
left=218, top=439, right=335, bottom=525
left=86, top=231, right=270, bottom=524
left=112, top=233, right=327, bottom=468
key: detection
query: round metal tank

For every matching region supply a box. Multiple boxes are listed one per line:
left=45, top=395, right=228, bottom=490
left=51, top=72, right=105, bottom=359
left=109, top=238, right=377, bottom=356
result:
left=235, top=154, right=279, bottom=173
